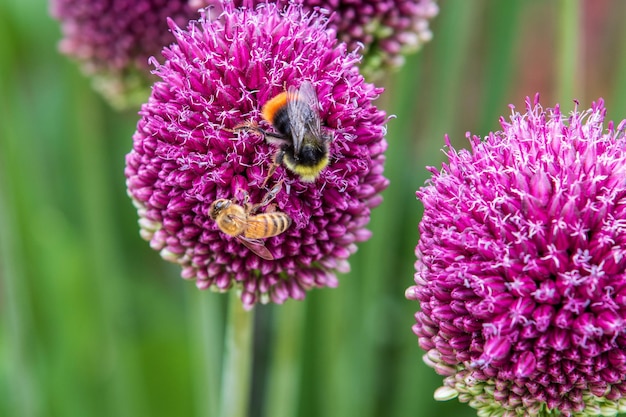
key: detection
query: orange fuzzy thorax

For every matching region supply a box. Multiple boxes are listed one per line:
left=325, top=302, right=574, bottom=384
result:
left=261, top=92, right=288, bottom=124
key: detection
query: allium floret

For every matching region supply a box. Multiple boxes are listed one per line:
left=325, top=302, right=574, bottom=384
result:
left=49, top=0, right=198, bottom=108
left=190, top=0, right=439, bottom=78
left=407, top=96, right=626, bottom=416
left=125, top=2, right=389, bottom=309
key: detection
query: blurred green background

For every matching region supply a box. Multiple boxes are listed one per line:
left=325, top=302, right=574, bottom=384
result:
left=2, top=0, right=626, bottom=416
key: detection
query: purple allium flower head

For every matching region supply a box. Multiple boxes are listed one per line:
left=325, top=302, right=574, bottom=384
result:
left=190, top=0, right=439, bottom=78
left=49, top=0, right=198, bottom=108
left=125, top=2, right=389, bottom=309
left=407, top=96, right=626, bottom=416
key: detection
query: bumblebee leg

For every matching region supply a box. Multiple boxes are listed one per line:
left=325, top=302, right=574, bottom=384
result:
left=231, top=120, right=260, bottom=131
left=263, top=131, right=287, bottom=140
left=261, top=164, right=278, bottom=188
left=261, top=150, right=284, bottom=188
left=231, top=121, right=286, bottom=139
left=228, top=121, right=273, bottom=142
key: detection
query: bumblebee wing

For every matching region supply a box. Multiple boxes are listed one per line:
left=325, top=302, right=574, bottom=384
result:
left=287, top=81, right=323, bottom=153
left=237, top=236, right=274, bottom=260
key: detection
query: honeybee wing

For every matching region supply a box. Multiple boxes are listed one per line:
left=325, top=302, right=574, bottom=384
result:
left=287, top=81, right=323, bottom=154
left=237, top=236, right=275, bottom=260
left=227, top=211, right=249, bottom=230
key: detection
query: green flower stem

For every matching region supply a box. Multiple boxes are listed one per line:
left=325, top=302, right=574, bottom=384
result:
left=189, top=290, right=224, bottom=417
left=220, top=291, right=255, bottom=417
left=556, top=0, right=581, bottom=101
left=264, top=301, right=306, bottom=417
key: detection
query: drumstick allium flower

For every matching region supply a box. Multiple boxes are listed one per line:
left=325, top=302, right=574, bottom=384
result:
left=407, top=96, right=626, bottom=416
left=49, top=0, right=198, bottom=109
left=190, top=0, right=439, bottom=79
left=125, top=2, right=389, bottom=309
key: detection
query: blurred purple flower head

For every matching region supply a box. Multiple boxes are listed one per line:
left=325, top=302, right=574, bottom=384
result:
left=49, top=0, right=197, bottom=108
left=190, top=0, right=439, bottom=78
left=407, top=96, right=626, bottom=416
left=125, top=2, right=389, bottom=309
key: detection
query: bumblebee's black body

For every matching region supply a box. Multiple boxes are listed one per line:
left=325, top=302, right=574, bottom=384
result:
left=259, top=81, right=331, bottom=182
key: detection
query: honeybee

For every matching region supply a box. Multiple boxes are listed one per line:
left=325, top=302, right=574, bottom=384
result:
left=208, top=184, right=292, bottom=260
left=237, top=81, right=332, bottom=183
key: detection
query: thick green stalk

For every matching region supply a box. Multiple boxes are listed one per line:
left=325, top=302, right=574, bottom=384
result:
left=263, top=300, right=305, bottom=417
left=188, top=290, right=224, bottom=417
left=220, top=292, right=255, bottom=417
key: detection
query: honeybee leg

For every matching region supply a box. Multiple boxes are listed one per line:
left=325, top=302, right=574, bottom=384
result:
left=248, top=181, right=283, bottom=214
left=241, top=190, right=250, bottom=206
left=264, top=180, right=283, bottom=202
left=230, top=186, right=251, bottom=212
left=253, top=180, right=283, bottom=210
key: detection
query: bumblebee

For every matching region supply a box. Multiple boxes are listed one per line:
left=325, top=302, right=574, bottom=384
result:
left=238, top=81, right=332, bottom=183
left=208, top=184, right=291, bottom=260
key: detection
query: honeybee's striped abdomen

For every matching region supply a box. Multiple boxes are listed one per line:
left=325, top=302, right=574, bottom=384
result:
left=244, top=213, right=292, bottom=239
